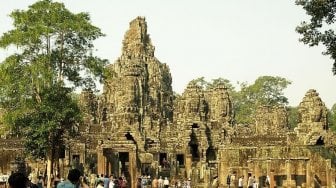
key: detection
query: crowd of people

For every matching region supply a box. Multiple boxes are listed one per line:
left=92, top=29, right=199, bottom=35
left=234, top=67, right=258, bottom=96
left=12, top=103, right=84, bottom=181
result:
left=222, top=172, right=270, bottom=188
left=136, top=176, right=191, bottom=188
left=3, top=169, right=131, bottom=188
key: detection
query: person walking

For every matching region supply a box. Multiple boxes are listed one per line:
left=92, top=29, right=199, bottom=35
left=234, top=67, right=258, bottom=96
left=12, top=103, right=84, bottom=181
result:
left=238, top=176, right=243, bottom=188
left=163, top=177, right=169, bottom=188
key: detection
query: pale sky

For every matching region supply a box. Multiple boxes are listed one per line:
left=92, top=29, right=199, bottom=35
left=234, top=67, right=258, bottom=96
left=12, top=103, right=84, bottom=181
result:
left=0, top=0, right=335, bottom=108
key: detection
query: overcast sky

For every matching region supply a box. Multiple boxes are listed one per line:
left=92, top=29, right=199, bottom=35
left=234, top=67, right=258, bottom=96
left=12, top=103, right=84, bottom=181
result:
left=0, top=0, right=335, bottom=108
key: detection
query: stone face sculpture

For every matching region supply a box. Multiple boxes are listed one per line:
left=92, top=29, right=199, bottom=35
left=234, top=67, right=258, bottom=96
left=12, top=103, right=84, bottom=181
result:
left=2, top=17, right=336, bottom=188
left=102, top=16, right=173, bottom=140
left=297, top=89, right=328, bottom=131
left=207, top=84, right=233, bottom=124
left=296, top=89, right=328, bottom=145
left=255, top=105, right=288, bottom=135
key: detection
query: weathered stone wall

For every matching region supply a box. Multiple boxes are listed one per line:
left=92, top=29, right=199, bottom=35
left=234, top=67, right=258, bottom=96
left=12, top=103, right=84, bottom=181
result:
left=255, top=105, right=288, bottom=135
left=296, top=89, right=329, bottom=145
left=218, top=146, right=336, bottom=187
left=1, top=17, right=336, bottom=188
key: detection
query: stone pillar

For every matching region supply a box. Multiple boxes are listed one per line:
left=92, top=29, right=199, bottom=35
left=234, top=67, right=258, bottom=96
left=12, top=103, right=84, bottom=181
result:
left=129, top=150, right=137, bottom=188
left=285, top=160, right=292, bottom=188
left=254, top=161, right=260, bottom=185
left=185, top=154, right=192, bottom=179
left=97, top=148, right=104, bottom=175
left=326, top=159, right=331, bottom=188
left=242, top=167, right=248, bottom=187
left=305, top=160, right=311, bottom=188
left=270, top=171, right=275, bottom=188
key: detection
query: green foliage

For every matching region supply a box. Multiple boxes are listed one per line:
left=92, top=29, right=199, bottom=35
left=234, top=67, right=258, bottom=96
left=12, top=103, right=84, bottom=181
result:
left=287, top=106, right=299, bottom=129
left=10, top=85, right=81, bottom=158
left=234, top=76, right=291, bottom=125
left=328, top=103, right=336, bottom=131
left=184, top=76, right=291, bottom=125
left=0, top=0, right=107, bottom=160
left=296, top=0, right=336, bottom=74
left=187, top=77, right=235, bottom=93
left=187, top=77, right=208, bottom=89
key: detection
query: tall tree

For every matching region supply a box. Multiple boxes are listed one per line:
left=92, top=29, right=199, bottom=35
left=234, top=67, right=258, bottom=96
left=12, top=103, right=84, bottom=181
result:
left=206, top=78, right=235, bottom=93
left=0, top=1, right=107, bottom=187
left=234, top=76, right=291, bottom=125
left=328, top=103, right=336, bottom=131
left=287, top=106, right=299, bottom=130
left=296, top=0, right=336, bottom=74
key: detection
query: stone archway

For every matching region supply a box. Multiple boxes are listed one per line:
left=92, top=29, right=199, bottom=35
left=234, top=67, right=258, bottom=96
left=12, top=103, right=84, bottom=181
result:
left=97, top=141, right=138, bottom=188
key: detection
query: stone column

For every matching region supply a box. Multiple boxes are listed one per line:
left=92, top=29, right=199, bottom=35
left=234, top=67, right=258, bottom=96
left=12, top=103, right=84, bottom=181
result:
left=305, top=160, right=311, bottom=188
left=270, top=171, right=275, bottom=188
left=254, top=161, right=260, bottom=185
left=129, top=150, right=137, bottom=188
left=326, top=159, right=331, bottom=188
left=97, top=148, right=104, bottom=175
left=285, top=160, right=291, bottom=188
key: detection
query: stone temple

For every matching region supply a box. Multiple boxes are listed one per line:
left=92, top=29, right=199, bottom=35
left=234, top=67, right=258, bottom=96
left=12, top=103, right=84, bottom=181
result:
left=1, top=17, right=336, bottom=188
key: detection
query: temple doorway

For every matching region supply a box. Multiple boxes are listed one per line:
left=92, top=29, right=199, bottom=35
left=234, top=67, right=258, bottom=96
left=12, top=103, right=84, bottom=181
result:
left=159, top=153, right=168, bottom=168
left=189, top=130, right=200, bottom=161
left=176, top=154, right=184, bottom=166
left=119, top=152, right=129, bottom=177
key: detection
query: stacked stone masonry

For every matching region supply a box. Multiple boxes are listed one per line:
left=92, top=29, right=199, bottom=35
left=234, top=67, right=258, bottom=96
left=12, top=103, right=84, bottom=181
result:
left=1, top=17, right=336, bottom=188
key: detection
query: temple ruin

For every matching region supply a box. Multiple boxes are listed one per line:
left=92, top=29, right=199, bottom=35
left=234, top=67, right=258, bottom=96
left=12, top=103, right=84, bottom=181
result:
left=1, top=17, right=336, bottom=188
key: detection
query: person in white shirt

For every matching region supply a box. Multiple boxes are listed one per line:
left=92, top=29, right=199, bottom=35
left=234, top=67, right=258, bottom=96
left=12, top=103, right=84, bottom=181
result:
left=163, top=177, right=169, bottom=188
left=158, top=176, right=163, bottom=188
left=238, top=176, right=244, bottom=188
left=96, top=180, right=104, bottom=188
left=108, top=175, right=114, bottom=188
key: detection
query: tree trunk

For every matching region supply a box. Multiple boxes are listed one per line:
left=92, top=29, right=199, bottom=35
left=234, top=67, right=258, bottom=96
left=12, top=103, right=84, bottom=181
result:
left=46, top=149, right=54, bottom=188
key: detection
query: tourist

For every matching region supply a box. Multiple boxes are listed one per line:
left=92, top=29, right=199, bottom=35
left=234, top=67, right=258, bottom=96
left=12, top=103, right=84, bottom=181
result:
left=162, top=158, right=168, bottom=168
left=96, top=180, right=104, bottom=188
left=94, top=175, right=100, bottom=187
left=141, top=175, right=147, bottom=187
left=211, top=176, right=218, bottom=188
left=79, top=176, right=90, bottom=188
left=265, top=175, right=270, bottom=188
left=57, top=169, right=81, bottom=188
left=163, top=177, right=169, bottom=188
left=108, top=175, right=115, bottom=188
left=54, top=174, right=61, bottom=188
left=252, top=179, right=258, bottom=188
left=119, top=176, right=127, bottom=188
left=158, top=176, right=163, bottom=188
left=8, top=172, right=28, bottom=188
left=226, top=174, right=231, bottom=188
left=238, top=176, right=243, bottom=188
left=176, top=179, right=181, bottom=188
left=186, top=178, right=191, bottom=188
left=247, top=174, right=254, bottom=188
left=151, top=176, right=158, bottom=188
left=136, top=177, right=142, bottom=188
left=101, top=175, right=109, bottom=188
left=37, top=176, right=44, bottom=188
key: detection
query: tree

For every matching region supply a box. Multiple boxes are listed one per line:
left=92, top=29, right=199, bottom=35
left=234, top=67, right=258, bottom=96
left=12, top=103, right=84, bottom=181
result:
left=206, top=78, right=235, bottom=93
left=0, top=1, right=107, bottom=187
left=187, top=77, right=208, bottom=89
left=296, top=0, right=336, bottom=74
left=328, top=103, right=336, bottom=131
left=234, top=76, right=291, bottom=125
left=287, top=106, right=299, bottom=129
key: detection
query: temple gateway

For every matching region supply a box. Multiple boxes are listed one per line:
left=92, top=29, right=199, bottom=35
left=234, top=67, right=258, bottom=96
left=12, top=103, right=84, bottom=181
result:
left=1, top=17, right=336, bottom=188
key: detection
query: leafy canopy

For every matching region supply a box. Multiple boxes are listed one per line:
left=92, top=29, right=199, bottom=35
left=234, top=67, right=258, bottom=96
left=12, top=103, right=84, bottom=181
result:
left=0, top=0, right=107, bottom=159
left=296, top=0, right=336, bottom=74
left=234, top=76, right=291, bottom=125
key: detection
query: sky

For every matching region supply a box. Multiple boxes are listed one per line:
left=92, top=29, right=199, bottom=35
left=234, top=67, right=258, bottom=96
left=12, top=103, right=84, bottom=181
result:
left=0, top=0, right=335, bottom=108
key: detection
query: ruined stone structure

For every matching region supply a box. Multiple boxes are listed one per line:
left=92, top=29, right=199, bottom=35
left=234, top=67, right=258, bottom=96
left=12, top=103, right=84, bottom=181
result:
left=1, top=17, right=336, bottom=188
